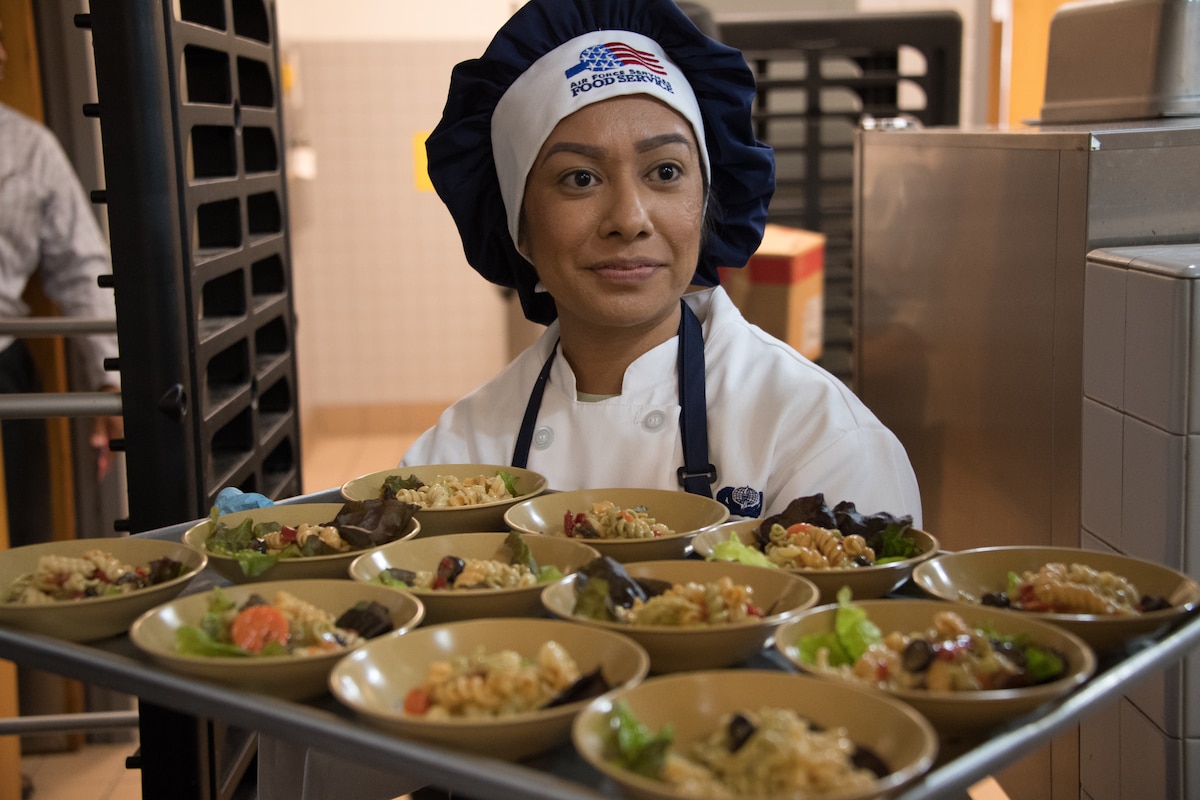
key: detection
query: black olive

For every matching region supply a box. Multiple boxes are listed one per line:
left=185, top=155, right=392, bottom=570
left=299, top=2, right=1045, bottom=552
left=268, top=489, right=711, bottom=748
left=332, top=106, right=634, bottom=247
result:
left=334, top=600, right=395, bottom=639
left=381, top=567, right=418, bottom=586
left=545, top=668, right=610, bottom=708
left=1138, top=595, right=1172, bottom=612
left=852, top=745, right=890, bottom=778
left=981, top=591, right=1010, bottom=607
left=241, top=593, right=269, bottom=609
left=726, top=712, right=757, bottom=752
left=635, top=577, right=675, bottom=598
left=901, top=639, right=935, bottom=672
left=115, top=572, right=146, bottom=588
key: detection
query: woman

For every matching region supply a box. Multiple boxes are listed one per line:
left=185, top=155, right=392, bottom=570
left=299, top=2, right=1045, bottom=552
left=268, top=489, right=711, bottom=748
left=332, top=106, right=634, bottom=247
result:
left=261, top=1, right=919, bottom=796
left=404, top=0, right=921, bottom=524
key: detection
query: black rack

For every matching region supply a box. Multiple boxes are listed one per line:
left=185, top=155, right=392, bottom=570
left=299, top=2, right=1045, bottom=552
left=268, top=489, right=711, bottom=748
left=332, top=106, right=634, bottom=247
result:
left=717, top=12, right=962, bottom=383
left=83, top=1, right=300, bottom=797
left=87, top=0, right=301, bottom=537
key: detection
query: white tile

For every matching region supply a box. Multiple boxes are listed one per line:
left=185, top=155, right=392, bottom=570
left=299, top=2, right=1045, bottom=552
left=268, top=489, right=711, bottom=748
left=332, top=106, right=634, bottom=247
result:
left=1083, top=262, right=1126, bottom=408
left=1121, top=416, right=1186, bottom=569
left=1124, top=269, right=1191, bottom=434
left=1081, top=399, right=1123, bottom=550
left=1188, top=433, right=1200, bottom=582
left=1125, top=660, right=1181, bottom=737
left=1120, top=699, right=1182, bottom=799
left=1079, top=696, right=1120, bottom=800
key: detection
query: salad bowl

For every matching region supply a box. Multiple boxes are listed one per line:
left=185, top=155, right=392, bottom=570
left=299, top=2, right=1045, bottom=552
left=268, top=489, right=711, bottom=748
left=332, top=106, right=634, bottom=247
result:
left=505, top=488, right=729, bottom=562
left=340, top=463, right=547, bottom=536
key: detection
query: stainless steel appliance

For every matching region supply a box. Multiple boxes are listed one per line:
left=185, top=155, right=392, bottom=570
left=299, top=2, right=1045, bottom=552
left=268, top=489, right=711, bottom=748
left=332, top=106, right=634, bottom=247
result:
left=854, top=119, right=1200, bottom=799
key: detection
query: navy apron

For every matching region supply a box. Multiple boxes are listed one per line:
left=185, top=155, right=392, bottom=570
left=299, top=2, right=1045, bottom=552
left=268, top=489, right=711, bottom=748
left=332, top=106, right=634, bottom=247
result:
left=511, top=300, right=716, bottom=497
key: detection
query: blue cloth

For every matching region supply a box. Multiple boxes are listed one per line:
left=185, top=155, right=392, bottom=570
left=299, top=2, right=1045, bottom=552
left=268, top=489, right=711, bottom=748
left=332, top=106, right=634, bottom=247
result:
left=425, top=0, right=775, bottom=325
left=214, top=487, right=274, bottom=515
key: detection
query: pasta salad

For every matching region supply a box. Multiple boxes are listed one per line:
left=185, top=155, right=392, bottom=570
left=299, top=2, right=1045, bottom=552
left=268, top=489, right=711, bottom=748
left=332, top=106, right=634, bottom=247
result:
left=603, top=701, right=885, bottom=798
left=980, top=562, right=1171, bottom=615
left=373, top=532, right=563, bottom=592
left=5, top=549, right=185, bottom=605
left=402, top=641, right=604, bottom=719
left=571, top=557, right=764, bottom=626
left=175, top=587, right=393, bottom=658
left=381, top=471, right=518, bottom=508
left=562, top=501, right=676, bottom=540
left=796, top=589, right=1068, bottom=692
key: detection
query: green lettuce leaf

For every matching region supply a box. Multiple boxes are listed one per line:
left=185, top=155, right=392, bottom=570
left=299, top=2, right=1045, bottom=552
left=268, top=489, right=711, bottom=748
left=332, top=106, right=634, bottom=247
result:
left=604, top=701, right=674, bottom=779
left=708, top=531, right=777, bottom=569
left=796, top=586, right=881, bottom=666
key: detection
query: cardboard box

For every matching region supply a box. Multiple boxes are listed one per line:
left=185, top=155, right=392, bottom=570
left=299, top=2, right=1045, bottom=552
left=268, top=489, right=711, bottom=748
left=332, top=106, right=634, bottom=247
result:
left=719, top=224, right=825, bottom=361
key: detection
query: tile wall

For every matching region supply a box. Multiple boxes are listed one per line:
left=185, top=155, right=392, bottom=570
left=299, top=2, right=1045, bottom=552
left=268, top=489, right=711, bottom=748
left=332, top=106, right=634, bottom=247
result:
left=286, top=40, right=515, bottom=425
left=1079, top=244, right=1200, bottom=800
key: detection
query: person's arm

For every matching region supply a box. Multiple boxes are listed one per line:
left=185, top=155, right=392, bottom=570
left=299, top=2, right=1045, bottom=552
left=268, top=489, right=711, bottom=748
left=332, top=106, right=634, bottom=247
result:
left=33, top=127, right=123, bottom=479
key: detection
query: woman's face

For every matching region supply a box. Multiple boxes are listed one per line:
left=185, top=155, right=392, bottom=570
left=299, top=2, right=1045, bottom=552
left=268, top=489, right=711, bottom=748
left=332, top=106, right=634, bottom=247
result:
left=518, top=95, right=705, bottom=335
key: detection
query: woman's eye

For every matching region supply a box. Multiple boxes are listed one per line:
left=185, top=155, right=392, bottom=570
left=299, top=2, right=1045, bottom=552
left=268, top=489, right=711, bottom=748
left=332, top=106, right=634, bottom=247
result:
left=565, top=170, right=594, bottom=188
left=654, top=164, right=681, bottom=182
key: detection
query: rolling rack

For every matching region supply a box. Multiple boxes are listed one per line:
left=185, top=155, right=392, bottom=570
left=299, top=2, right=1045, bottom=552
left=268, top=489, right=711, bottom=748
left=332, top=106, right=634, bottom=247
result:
left=715, top=12, right=962, bottom=384
left=82, top=0, right=301, bottom=797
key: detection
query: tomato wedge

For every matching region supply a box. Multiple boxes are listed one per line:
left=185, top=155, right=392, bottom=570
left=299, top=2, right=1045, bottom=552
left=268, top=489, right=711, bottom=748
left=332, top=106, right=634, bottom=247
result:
left=230, top=605, right=290, bottom=653
left=404, top=688, right=431, bottom=715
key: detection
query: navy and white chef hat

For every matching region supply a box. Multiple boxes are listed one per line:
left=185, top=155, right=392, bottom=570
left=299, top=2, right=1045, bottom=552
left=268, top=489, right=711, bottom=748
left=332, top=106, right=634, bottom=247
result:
left=426, top=0, right=776, bottom=325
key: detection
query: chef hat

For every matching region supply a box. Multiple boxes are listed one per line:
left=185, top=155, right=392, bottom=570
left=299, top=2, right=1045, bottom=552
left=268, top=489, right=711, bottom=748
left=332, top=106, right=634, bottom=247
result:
left=426, top=0, right=776, bottom=325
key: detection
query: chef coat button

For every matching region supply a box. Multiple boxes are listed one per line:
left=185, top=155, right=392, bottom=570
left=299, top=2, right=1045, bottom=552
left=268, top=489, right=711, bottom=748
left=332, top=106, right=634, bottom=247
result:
left=643, top=410, right=666, bottom=431
left=533, top=426, right=554, bottom=449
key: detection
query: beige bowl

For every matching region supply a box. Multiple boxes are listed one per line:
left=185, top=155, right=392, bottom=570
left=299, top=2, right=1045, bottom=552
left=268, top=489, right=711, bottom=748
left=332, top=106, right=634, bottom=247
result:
left=504, top=488, right=729, bottom=562
left=912, top=546, right=1200, bottom=652
left=183, top=502, right=419, bottom=584
left=0, top=537, right=206, bottom=643
left=129, top=579, right=424, bottom=701
left=328, top=617, right=650, bottom=760
left=347, top=532, right=600, bottom=625
left=572, top=669, right=937, bottom=800
left=693, top=518, right=940, bottom=604
left=340, top=464, right=548, bottom=536
left=541, top=559, right=819, bottom=673
left=774, top=599, right=1096, bottom=733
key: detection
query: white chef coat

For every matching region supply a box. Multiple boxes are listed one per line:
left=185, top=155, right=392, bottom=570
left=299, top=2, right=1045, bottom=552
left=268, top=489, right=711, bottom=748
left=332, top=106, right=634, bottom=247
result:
left=403, top=286, right=922, bottom=525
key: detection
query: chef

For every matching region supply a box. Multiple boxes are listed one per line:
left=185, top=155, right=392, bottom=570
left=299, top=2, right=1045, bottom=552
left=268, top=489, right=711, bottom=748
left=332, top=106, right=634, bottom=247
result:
left=403, top=0, right=922, bottom=525
left=260, top=0, right=920, bottom=795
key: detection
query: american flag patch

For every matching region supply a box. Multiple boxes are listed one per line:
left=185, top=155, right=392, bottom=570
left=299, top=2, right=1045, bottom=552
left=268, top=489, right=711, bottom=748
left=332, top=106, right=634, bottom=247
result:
left=565, top=42, right=668, bottom=78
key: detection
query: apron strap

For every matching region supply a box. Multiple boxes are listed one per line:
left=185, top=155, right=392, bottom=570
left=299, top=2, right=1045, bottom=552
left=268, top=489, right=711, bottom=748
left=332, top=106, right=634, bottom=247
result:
left=512, top=339, right=558, bottom=469
left=676, top=300, right=715, bottom=497
left=513, top=300, right=714, bottom=498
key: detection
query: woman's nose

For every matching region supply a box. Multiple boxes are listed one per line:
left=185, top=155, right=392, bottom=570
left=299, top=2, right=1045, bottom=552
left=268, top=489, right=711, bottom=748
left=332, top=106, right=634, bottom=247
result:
left=599, top=178, right=652, bottom=240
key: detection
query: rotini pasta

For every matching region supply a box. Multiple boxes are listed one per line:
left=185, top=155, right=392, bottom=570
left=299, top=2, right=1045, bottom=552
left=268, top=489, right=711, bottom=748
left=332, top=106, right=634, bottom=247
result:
left=662, top=708, right=879, bottom=797
left=404, top=641, right=582, bottom=719
left=562, top=501, right=675, bottom=540
left=764, top=522, right=875, bottom=570
left=981, top=562, right=1162, bottom=615
left=382, top=473, right=515, bottom=508
left=4, top=549, right=184, bottom=604
left=611, top=577, right=763, bottom=626
left=805, top=609, right=1067, bottom=692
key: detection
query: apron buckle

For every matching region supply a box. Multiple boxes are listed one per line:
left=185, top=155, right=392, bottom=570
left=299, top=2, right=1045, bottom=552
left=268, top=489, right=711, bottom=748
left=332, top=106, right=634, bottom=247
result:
left=676, top=464, right=717, bottom=487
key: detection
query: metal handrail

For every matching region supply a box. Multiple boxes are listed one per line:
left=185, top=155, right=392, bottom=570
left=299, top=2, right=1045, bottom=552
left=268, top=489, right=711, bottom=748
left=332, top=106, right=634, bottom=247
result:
left=0, top=710, right=139, bottom=736
left=0, top=391, right=121, bottom=419
left=0, top=317, right=117, bottom=336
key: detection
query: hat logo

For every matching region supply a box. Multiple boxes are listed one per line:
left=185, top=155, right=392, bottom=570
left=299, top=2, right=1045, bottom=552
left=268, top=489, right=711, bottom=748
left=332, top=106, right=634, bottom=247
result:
left=565, top=43, right=668, bottom=78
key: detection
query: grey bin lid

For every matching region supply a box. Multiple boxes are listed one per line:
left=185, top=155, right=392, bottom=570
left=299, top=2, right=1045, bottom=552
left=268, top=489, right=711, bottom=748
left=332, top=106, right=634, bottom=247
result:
left=1088, top=245, right=1200, bottom=279
left=1040, top=0, right=1200, bottom=124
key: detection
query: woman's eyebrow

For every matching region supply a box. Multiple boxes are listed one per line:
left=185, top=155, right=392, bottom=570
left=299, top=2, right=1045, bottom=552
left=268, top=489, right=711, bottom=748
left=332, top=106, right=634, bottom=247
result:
left=636, top=132, right=693, bottom=153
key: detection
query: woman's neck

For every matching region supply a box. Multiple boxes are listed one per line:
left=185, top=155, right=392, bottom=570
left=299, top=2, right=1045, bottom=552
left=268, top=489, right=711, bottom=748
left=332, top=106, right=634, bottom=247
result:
left=557, top=307, right=681, bottom=396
